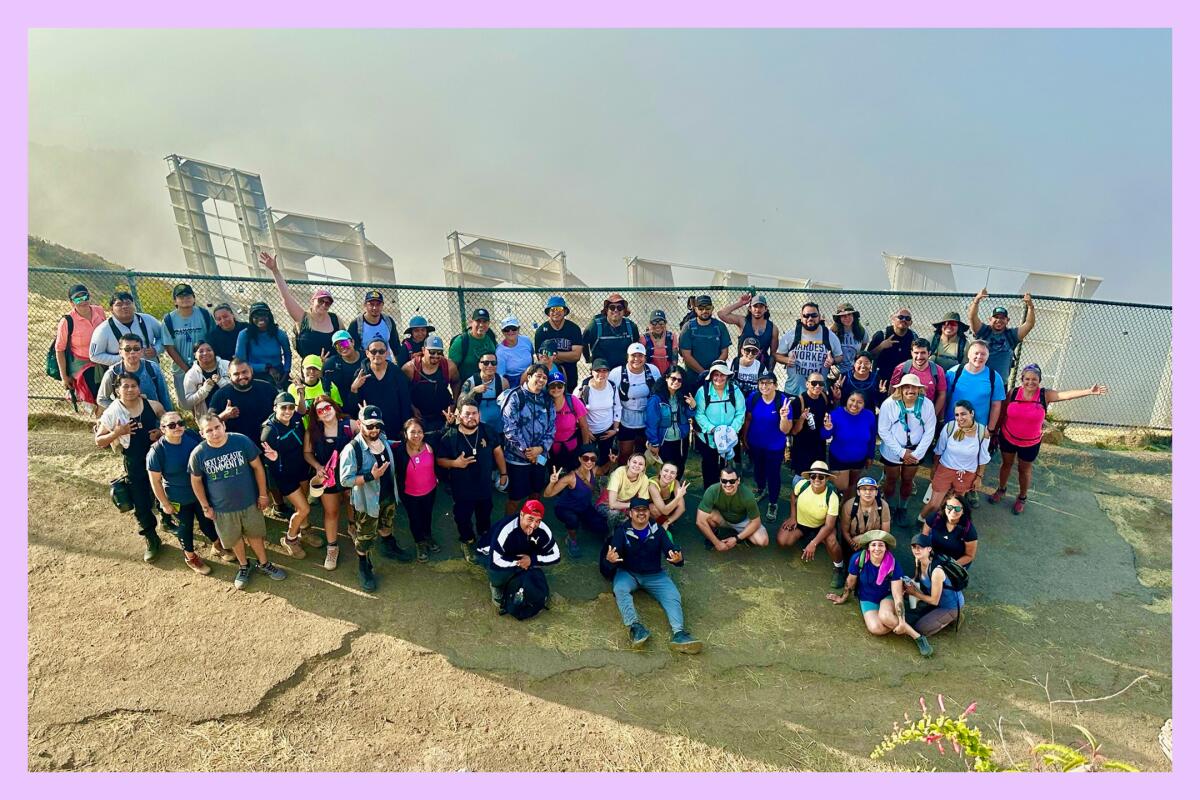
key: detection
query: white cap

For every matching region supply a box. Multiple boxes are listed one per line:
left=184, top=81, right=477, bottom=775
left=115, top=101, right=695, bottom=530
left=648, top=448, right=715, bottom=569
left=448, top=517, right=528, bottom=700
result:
left=627, top=342, right=647, bottom=356
left=500, top=315, right=520, bottom=329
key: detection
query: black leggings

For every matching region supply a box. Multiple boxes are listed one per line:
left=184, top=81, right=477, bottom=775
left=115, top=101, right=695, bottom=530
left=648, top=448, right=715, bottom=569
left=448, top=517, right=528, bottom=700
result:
left=694, top=438, right=728, bottom=489
left=659, top=437, right=689, bottom=472
left=174, top=500, right=220, bottom=552
left=401, top=489, right=437, bottom=543
left=125, top=462, right=158, bottom=539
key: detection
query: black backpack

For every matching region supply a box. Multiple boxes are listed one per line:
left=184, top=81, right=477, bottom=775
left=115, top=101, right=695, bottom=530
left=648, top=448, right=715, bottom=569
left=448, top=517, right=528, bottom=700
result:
left=944, top=364, right=999, bottom=424
left=45, top=314, right=74, bottom=380
left=501, top=567, right=550, bottom=620
left=790, top=319, right=834, bottom=356
left=643, top=330, right=675, bottom=364
left=932, top=553, right=970, bottom=592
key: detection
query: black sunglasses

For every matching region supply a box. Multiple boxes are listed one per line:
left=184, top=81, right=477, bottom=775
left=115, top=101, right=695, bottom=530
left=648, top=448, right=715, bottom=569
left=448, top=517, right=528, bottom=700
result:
left=896, top=315, right=913, bottom=322
left=368, top=348, right=387, bottom=355
left=163, top=421, right=184, bottom=430
left=801, top=313, right=819, bottom=319
left=719, top=478, right=739, bottom=485
left=808, top=380, right=824, bottom=386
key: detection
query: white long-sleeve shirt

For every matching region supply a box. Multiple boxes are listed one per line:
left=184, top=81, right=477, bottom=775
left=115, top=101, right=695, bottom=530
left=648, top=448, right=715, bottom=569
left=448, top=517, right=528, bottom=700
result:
left=88, top=313, right=165, bottom=367
left=877, top=395, right=937, bottom=462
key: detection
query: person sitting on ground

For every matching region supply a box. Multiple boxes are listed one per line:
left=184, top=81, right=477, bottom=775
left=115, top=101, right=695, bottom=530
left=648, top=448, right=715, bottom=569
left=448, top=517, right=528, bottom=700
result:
left=339, top=405, right=414, bottom=592
left=347, top=289, right=404, bottom=365
left=778, top=461, right=845, bottom=588
left=322, top=330, right=364, bottom=418
left=718, top=292, right=778, bottom=370
left=968, top=289, right=1036, bottom=384
left=96, top=373, right=166, bottom=562
left=919, top=492, right=978, bottom=568
left=235, top=302, right=292, bottom=389
left=260, top=392, right=316, bottom=560
left=403, top=336, right=455, bottom=435
left=601, top=451, right=652, bottom=529
left=147, top=410, right=228, bottom=573
left=878, top=374, right=937, bottom=525
left=904, top=532, right=966, bottom=638
left=188, top=411, right=287, bottom=590
left=645, top=366, right=695, bottom=469
left=546, top=369, right=589, bottom=471
left=182, top=341, right=230, bottom=417
left=821, top=389, right=877, bottom=497
left=989, top=364, right=1108, bottom=515
left=648, top=461, right=689, bottom=531
left=485, top=499, right=561, bottom=611
left=839, top=476, right=891, bottom=551
left=603, top=497, right=702, bottom=653
left=544, top=443, right=619, bottom=558
left=260, top=250, right=340, bottom=359
left=206, top=303, right=248, bottom=363
left=289, top=354, right=343, bottom=419
left=97, top=333, right=173, bottom=411
left=696, top=465, right=768, bottom=551
left=436, top=399, right=506, bottom=564
left=533, top=296, right=585, bottom=393
left=920, top=400, right=990, bottom=518
left=88, top=290, right=164, bottom=368
left=826, top=529, right=933, bottom=658
left=54, top=283, right=108, bottom=414
left=161, top=282, right=215, bottom=405
left=576, top=359, right=621, bottom=465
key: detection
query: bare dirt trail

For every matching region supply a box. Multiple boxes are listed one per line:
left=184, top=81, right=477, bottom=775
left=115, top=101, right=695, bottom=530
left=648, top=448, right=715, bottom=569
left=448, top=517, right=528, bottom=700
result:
left=27, top=422, right=1171, bottom=771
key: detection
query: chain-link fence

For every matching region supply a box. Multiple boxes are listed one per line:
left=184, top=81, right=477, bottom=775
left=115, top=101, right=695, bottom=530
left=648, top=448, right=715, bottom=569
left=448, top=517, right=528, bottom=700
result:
left=28, top=266, right=1172, bottom=430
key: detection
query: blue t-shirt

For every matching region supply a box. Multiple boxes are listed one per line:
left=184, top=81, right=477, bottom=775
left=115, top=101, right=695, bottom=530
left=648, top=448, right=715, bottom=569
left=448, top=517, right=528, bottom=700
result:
left=187, top=432, right=261, bottom=513
left=746, top=391, right=787, bottom=451
left=146, top=429, right=204, bottom=505
left=848, top=552, right=905, bottom=604
left=974, top=325, right=1020, bottom=382
left=945, top=365, right=1006, bottom=428
left=496, top=335, right=535, bottom=386
left=162, top=308, right=213, bottom=373
left=680, top=319, right=732, bottom=376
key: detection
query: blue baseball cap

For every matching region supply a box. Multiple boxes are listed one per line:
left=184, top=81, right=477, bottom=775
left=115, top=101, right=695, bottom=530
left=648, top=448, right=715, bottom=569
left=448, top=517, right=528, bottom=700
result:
left=547, top=370, right=566, bottom=385
left=856, top=476, right=879, bottom=489
left=425, top=335, right=445, bottom=350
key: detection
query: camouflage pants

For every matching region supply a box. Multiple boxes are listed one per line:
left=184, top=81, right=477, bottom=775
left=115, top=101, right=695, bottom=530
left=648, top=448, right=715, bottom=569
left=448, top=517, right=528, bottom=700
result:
left=352, top=499, right=397, bottom=553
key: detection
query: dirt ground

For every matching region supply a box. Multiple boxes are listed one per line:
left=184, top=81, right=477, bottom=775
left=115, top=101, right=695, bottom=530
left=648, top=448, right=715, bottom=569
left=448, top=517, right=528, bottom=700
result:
left=27, top=419, right=1172, bottom=772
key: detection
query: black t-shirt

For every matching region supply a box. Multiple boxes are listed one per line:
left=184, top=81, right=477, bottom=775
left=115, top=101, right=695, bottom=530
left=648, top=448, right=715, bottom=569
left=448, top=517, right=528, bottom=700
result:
left=410, top=365, right=454, bottom=429
left=207, top=321, right=248, bottom=362
left=533, top=319, right=584, bottom=389
left=375, top=450, right=395, bottom=504
left=210, top=379, right=277, bottom=442
left=322, top=352, right=364, bottom=417
left=868, top=327, right=915, bottom=383
left=436, top=425, right=495, bottom=501
left=923, top=512, right=978, bottom=560
left=788, top=392, right=830, bottom=446
left=261, top=415, right=309, bottom=482
left=355, top=363, right=412, bottom=438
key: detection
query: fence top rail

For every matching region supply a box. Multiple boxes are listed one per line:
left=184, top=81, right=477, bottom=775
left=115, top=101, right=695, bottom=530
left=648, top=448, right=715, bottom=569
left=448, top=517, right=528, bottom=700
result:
left=26, top=267, right=1173, bottom=312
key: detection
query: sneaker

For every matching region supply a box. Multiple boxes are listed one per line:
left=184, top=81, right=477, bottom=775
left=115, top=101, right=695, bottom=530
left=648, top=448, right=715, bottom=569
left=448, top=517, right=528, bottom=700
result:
left=1013, top=496, right=1027, bottom=515
left=184, top=551, right=211, bottom=575
left=428, top=540, right=442, bottom=555
left=300, top=531, right=325, bottom=549
left=323, top=544, right=339, bottom=572
left=830, top=567, right=846, bottom=590
left=460, top=540, right=476, bottom=565
left=965, top=490, right=980, bottom=509
left=703, top=538, right=715, bottom=551
left=566, top=536, right=582, bottom=559
left=210, top=543, right=237, bottom=563
left=142, top=534, right=161, bottom=563
left=766, top=502, right=778, bottom=522
left=629, top=622, right=651, bottom=649
left=987, top=487, right=1007, bottom=505
left=416, top=542, right=430, bottom=563
left=358, top=555, right=377, bottom=593
left=669, top=631, right=704, bottom=654
left=379, top=535, right=414, bottom=562
left=752, top=487, right=767, bottom=503
left=256, top=561, right=287, bottom=581
left=279, top=535, right=306, bottom=559
left=915, top=635, right=934, bottom=658
left=233, top=565, right=252, bottom=590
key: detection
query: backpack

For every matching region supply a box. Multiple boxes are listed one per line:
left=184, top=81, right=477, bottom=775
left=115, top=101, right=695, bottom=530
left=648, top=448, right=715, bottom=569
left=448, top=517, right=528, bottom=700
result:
left=108, top=315, right=152, bottom=349
left=578, top=376, right=615, bottom=406
left=931, top=552, right=970, bottom=592
left=501, top=567, right=550, bottom=620
left=898, top=360, right=945, bottom=405
left=163, top=306, right=215, bottom=339
left=846, top=494, right=884, bottom=535
left=449, top=328, right=498, bottom=373
left=989, top=386, right=1046, bottom=453
left=931, top=324, right=968, bottom=364
left=643, top=330, right=675, bottom=364
left=45, top=314, right=74, bottom=380
left=585, top=315, right=634, bottom=361
left=790, top=319, right=834, bottom=357
left=796, top=479, right=836, bottom=514
left=944, top=365, right=999, bottom=424
left=613, top=365, right=659, bottom=402
left=498, top=386, right=553, bottom=429
left=854, top=549, right=894, bottom=583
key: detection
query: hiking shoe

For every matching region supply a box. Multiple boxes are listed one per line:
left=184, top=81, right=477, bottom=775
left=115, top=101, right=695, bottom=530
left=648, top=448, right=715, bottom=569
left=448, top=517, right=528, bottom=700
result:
left=915, top=635, right=934, bottom=658
left=416, top=542, right=430, bottom=563
left=766, top=502, right=778, bottom=522
left=210, top=543, right=237, bottom=563
left=142, top=534, right=161, bottom=563
left=358, top=556, right=377, bottom=593
left=566, top=536, right=582, bottom=559
left=428, top=540, right=442, bottom=554
left=965, top=490, right=980, bottom=509
left=460, top=540, right=476, bottom=565
left=279, top=536, right=306, bottom=559
left=830, top=567, right=846, bottom=590
left=752, top=487, right=767, bottom=503
left=256, top=561, right=287, bottom=581
left=669, top=631, right=704, bottom=654
left=988, top=487, right=1007, bottom=505
left=184, top=551, right=211, bottom=575
left=629, top=622, right=651, bottom=649
left=1013, top=496, right=1027, bottom=515
left=379, top=535, right=414, bottom=562
left=323, top=545, right=339, bottom=572
left=300, top=531, right=325, bottom=549
left=233, top=565, right=252, bottom=590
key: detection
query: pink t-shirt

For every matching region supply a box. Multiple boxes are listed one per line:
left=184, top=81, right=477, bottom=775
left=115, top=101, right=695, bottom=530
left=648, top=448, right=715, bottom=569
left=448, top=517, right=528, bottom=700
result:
left=1001, top=388, right=1047, bottom=447
left=553, top=395, right=587, bottom=449
left=645, top=335, right=671, bottom=376
left=404, top=444, right=437, bottom=496
left=54, top=304, right=108, bottom=362
left=890, top=361, right=948, bottom=401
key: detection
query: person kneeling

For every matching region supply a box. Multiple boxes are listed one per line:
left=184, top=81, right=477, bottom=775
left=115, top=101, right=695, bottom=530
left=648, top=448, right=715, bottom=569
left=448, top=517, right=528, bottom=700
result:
left=695, top=465, right=769, bottom=551
left=827, top=529, right=933, bottom=658
left=603, top=498, right=702, bottom=653
left=486, top=499, right=561, bottom=618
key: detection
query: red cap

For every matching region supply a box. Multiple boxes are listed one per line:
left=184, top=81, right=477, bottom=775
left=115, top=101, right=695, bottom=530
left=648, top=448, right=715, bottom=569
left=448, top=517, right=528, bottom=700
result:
left=520, top=499, right=545, bottom=518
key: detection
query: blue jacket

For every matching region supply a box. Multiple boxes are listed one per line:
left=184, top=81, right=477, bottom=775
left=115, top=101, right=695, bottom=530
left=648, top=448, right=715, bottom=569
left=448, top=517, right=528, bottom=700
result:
left=693, top=381, right=745, bottom=448
left=645, top=392, right=695, bottom=447
left=235, top=327, right=292, bottom=375
left=338, top=432, right=401, bottom=518
left=606, top=521, right=683, bottom=576
left=500, top=386, right=556, bottom=465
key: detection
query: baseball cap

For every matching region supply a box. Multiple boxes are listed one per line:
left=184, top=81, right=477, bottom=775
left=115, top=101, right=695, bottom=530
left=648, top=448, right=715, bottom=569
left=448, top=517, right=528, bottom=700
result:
left=364, top=290, right=385, bottom=303
left=756, top=372, right=776, bottom=383
left=547, top=370, right=566, bottom=385
left=591, top=358, right=611, bottom=371
left=172, top=282, right=195, bottom=298
left=992, top=306, right=1009, bottom=318
left=274, top=391, right=297, bottom=406
left=471, top=308, right=490, bottom=321
left=67, top=284, right=89, bottom=300
left=311, top=288, right=333, bottom=302
left=426, top=335, right=445, bottom=350
left=707, top=362, right=733, bottom=376
left=695, top=294, right=714, bottom=307
left=359, top=405, right=383, bottom=422
left=627, top=342, right=647, bottom=356
left=629, top=497, right=651, bottom=510
left=302, top=354, right=323, bottom=371
left=332, top=330, right=353, bottom=346
left=911, top=532, right=934, bottom=548
left=521, top=499, right=545, bottom=518
left=741, top=337, right=760, bottom=351
left=500, top=315, right=520, bottom=330
left=649, top=309, right=667, bottom=323
left=109, top=290, right=134, bottom=305
left=750, top=294, right=768, bottom=306
left=856, top=476, right=879, bottom=489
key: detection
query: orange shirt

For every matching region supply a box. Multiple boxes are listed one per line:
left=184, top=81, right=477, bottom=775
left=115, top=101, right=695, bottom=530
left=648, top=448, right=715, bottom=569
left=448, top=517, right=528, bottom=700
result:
left=54, top=304, right=108, bottom=363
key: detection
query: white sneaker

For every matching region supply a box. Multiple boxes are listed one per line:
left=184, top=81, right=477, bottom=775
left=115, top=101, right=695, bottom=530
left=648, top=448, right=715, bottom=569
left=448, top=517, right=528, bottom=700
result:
left=323, top=545, right=339, bottom=571
left=280, top=536, right=306, bottom=559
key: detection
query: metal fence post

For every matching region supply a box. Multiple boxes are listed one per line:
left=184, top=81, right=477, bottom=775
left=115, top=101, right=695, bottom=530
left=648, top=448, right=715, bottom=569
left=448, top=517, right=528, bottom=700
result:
left=456, top=286, right=468, bottom=331
left=126, top=271, right=142, bottom=309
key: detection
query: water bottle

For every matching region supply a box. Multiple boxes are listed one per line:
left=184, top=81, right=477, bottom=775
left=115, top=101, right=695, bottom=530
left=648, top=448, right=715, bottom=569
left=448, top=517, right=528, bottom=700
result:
left=806, top=411, right=816, bottom=431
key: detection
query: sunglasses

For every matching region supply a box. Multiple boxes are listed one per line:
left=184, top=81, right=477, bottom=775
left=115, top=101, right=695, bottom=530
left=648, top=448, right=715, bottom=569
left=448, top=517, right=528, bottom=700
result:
left=719, top=478, right=739, bottom=485
left=426, top=350, right=444, bottom=355
left=316, top=405, right=334, bottom=414
left=316, top=298, right=333, bottom=306
left=666, top=376, right=682, bottom=383
left=896, top=315, right=913, bottom=322
left=606, top=304, right=627, bottom=311
left=368, top=348, right=387, bottom=355
left=945, top=504, right=963, bottom=512
left=335, top=340, right=352, bottom=348
left=579, top=455, right=597, bottom=462
left=548, top=306, right=565, bottom=312
left=502, top=327, right=519, bottom=333
left=743, top=347, right=759, bottom=353
left=71, top=294, right=89, bottom=303
left=363, top=423, right=384, bottom=431
left=808, top=380, right=824, bottom=386
left=479, top=359, right=497, bottom=365
left=121, top=346, right=142, bottom=353
left=163, top=421, right=184, bottom=430
left=801, top=313, right=820, bottom=319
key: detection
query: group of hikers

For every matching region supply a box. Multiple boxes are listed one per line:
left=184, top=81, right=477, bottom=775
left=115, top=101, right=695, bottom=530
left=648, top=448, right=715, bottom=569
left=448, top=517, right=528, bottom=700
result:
left=51, top=255, right=1108, bottom=657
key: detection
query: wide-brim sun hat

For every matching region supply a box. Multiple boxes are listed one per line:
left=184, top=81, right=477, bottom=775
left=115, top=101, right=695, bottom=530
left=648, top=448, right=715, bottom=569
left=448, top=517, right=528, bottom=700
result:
left=544, top=295, right=570, bottom=315
left=707, top=362, right=733, bottom=376
left=896, top=374, right=926, bottom=391
left=859, top=529, right=897, bottom=549
left=405, top=315, right=434, bottom=334
left=835, top=302, right=860, bottom=318
left=803, top=461, right=834, bottom=479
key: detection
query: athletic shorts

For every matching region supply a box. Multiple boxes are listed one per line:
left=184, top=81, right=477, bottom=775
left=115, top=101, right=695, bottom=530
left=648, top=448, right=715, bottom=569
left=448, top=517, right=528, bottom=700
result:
left=507, top=461, right=549, bottom=499
left=998, top=432, right=1041, bottom=463
left=617, top=425, right=647, bottom=443
left=931, top=464, right=976, bottom=496
left=274, top=469, right=311, bottom=498
left=880, top=453, right=919, bottom=468
left=828, top=453, right=870, bottom=471
left=213, top=506, right=266, bottom=549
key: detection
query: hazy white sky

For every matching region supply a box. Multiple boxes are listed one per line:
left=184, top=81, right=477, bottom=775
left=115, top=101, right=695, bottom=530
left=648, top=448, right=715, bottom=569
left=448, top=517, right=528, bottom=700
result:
left=28, top=28, right=1170, bottom=302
